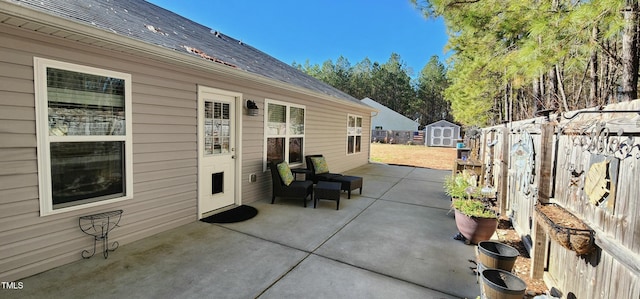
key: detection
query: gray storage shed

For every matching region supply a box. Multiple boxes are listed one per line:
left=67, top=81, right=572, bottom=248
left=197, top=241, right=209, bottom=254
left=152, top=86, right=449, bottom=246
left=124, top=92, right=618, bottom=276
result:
left=425, top=120, right=460, bottom=147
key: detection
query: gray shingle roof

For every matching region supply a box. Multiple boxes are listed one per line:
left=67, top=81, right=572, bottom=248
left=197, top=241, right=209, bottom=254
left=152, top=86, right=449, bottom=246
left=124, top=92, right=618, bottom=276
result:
left=11, top=0, right=365, bottom=106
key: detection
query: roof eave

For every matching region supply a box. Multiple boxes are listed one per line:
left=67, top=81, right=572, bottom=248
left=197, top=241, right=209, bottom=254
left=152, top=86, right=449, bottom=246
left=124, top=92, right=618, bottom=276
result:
left=0, top=1, right=375, bottom=111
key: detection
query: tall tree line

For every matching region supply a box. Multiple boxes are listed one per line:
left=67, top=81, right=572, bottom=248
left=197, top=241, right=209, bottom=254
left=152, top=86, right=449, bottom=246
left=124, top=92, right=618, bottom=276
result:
left=293, top=54, right=452, bottom=127
left=412, top=0, right=639, bottom=126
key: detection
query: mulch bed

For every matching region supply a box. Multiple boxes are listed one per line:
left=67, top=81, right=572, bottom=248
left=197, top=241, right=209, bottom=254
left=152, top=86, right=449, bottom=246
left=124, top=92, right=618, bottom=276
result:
left=496, top=217, right=548, bottom=298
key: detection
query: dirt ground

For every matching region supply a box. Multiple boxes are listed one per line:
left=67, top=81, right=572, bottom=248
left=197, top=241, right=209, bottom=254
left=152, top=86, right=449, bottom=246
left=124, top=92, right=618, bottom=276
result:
left=369, top=143, right=457, bottom=170
left=370, top=143, right=548, bottom=297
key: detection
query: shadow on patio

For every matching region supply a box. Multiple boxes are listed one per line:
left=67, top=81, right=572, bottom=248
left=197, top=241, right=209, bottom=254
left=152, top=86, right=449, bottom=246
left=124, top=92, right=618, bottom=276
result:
left=6, top=163, right=480, bottom=299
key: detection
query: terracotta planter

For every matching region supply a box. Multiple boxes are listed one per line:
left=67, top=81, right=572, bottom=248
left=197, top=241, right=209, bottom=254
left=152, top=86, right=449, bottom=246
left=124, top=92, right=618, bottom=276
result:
left=454, top=209, right=498, bottom=245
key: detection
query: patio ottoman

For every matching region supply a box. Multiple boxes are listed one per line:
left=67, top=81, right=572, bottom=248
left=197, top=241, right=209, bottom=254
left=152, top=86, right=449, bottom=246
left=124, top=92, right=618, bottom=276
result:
left=314, top=181, right=342, bottom=210
left=331, top=175, right=363, bottom=199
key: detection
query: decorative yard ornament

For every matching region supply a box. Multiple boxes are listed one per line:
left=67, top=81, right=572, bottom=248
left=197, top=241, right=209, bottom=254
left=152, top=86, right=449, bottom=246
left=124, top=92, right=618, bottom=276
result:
left=510, top=130, right=535, bottom=197
left=466, top=126, right=482, bottom=139
left=584, top=160, right=610, bottom=206
left=582, top=156, right=619, bottom=211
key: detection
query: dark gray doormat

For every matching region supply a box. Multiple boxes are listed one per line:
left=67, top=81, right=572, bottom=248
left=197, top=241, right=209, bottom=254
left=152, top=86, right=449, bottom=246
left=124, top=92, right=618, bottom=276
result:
left=200, top=205, right=258, bottom=223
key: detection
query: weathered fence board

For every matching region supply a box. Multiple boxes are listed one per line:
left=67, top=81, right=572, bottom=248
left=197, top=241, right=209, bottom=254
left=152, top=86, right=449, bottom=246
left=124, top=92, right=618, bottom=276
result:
left=478, top=100, right=640, bottom=298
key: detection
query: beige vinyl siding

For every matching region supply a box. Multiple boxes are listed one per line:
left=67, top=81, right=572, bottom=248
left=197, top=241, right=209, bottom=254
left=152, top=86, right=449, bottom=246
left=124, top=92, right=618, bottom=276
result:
left=305, top=98, right=371, bottom=172
left=0, top=32, right=43, bottom=281
left=0, top=22, right=373, bottom=281
left=0, top=27, right=200, bottom=281
left=240, top=97, right=271, bottom=202
left=236, top=88, right=371, bottom=203
left=238, top=92, right=372, bottom=202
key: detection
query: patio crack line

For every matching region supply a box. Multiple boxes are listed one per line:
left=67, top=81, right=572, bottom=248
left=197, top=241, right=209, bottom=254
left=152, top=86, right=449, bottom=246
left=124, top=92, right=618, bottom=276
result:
left=212, top=195, right=380, bottom=256
left=376, top=173, right=407, bottom=200
left=377, top=198, right=453, bottom=212
left=212, top=224, right=314, bottom=253
left=376, top=168, right=451, bottom=210
left=221, top=197, right=381, bottom=298
left=209, top=225, right=317, bottom=298
left=299, top=170, right=462, bottom=298
left=308, top=252, right=462, bottom=299
left=217, top=196, right=384, bottom=297
left=256, top=196, right=392, bottom=298
left=307, top=196, right=380, bottom=254
left=254, top=251, right=314, bottom=298
left=218, top=169, right=432, bottom=297
left=402, top=177, right=447, bottom=184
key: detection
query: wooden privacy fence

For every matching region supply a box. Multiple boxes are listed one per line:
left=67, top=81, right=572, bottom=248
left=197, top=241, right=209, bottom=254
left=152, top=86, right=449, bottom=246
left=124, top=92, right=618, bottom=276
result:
left=475, top=100, right=640, bottom=299
left=371, top=129, right=425, bottom=145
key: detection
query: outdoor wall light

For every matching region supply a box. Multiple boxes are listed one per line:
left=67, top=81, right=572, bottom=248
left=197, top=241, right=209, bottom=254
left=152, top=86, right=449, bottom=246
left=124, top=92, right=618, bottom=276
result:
left=246, top=100, right=258, bottom=116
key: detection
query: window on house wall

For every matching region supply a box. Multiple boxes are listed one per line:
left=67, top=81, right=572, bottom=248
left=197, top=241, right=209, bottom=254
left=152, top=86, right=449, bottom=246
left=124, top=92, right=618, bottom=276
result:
left=265, top=100, right=305, bottom=168
left=34, top=58, right=133, bottom=216
left=347, top=114, right=363, bottom=154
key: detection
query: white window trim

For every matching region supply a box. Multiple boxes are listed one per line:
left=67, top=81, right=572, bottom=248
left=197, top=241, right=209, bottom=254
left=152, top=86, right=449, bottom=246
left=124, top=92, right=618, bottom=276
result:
left=263, top=99, right=306, bottom=171
left=34, top=57, right=133, bottom=216
left=347, top=114, right=363, bottom=155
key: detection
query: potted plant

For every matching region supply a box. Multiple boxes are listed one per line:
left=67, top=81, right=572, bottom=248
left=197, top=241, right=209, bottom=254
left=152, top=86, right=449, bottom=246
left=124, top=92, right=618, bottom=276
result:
left=444, top=171, right=482, bottom=199
left=444, top=171, right=498, bottom=245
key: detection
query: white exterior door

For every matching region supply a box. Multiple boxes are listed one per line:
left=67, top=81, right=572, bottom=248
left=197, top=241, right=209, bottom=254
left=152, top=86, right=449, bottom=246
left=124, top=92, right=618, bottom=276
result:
left=198, top=87, right=239, bottom=218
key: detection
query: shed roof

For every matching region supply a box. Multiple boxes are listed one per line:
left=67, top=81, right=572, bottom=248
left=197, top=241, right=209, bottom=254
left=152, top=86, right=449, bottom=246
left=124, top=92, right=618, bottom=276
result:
left=2, top=0, right=370, bottom=109
left=426, top=119, right=459, bottom=128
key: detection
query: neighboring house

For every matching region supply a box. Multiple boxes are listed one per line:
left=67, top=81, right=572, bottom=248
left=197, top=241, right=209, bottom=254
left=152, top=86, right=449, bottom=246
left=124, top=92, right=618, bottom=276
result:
left=361, top=97, right=419, bottom=131
left=425, top=120, right=460, bottom=147
left=0, top=0, right=374, bottom=281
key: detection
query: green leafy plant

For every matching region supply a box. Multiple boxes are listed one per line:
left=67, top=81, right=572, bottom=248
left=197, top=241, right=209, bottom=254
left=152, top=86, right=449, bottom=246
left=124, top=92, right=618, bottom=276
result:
left=452, top=199, right=497, bottom=219
left=445, top=172, right=497, bottom=219
left=443, top=171, right=482, bottom=199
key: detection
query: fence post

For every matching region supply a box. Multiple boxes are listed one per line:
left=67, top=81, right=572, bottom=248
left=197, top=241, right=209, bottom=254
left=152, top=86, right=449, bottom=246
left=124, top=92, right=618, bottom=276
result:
left=498, top=126, right=509, bottom=217
left=530, top=122, right=554, bottom=279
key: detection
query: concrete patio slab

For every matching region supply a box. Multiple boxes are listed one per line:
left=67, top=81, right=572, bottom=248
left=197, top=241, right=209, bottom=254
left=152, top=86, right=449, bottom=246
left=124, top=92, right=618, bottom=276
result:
left=3, top=163, right=482, bottom=299
left=381, top=178, right=452, bottom=209
left=350, top=174, right=402, bottom=199
left=259, top=254, right=458, bottom=299
left=404, top=167, right=451, bottom=183
left=219, top=196, right=375, bottom=252
left=345, top=162, right=415, bottom=178
left=314, top=200, right=479, bottom=299
left=7, top=222, right=308, bottom=299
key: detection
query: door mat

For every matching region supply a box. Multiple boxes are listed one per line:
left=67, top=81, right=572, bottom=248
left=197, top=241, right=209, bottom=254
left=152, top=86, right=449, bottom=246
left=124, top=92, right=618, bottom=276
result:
left=200, top=205, right=258, bottom=223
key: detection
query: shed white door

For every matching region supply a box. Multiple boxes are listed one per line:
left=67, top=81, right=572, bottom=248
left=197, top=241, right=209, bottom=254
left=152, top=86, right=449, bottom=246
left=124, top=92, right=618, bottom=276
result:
left=430, top=127, right=455, bottom=147
left=198, top=87, right=238, bottom=218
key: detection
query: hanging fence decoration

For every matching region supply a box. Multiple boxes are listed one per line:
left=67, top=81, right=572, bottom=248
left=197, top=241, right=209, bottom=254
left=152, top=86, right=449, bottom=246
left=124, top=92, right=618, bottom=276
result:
left=584, top=155, right=619, bottom=212
left=510, top=130, right=536, bottom=198
left=560, top=109, right=640, bottom=160
left=559, top=111, right=633, bottom=211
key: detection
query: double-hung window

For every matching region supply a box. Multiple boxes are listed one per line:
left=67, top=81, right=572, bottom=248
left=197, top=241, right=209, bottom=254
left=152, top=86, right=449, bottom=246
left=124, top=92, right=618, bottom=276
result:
left=34, top=58, right=133, bottom=216
left=264, top=100, right=305, bottom=168
left=347, top=114, right=363, bottom=154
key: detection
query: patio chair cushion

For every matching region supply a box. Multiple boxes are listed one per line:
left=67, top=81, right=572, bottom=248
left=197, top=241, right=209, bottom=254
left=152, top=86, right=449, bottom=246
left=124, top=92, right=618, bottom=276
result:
left=276, top=162, right=294, bottom=186
left=310, top=157, right=329, bottom=174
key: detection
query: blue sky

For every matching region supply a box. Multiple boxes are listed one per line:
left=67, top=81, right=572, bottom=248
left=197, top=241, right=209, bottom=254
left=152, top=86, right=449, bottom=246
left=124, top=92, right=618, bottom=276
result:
left=146, top=0, right=449, bottom=77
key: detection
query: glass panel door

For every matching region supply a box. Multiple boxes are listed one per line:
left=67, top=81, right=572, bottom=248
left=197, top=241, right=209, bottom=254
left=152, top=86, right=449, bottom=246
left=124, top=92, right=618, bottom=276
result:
left=204, top=101, right=231, bottom=155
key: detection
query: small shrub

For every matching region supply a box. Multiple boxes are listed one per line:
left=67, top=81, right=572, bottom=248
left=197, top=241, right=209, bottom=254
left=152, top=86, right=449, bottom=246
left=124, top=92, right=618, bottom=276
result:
left=452, top=199, right=497, bottom=218
left=443, top=171, right=481, bottom=199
